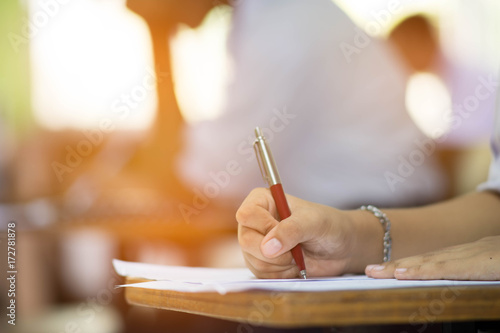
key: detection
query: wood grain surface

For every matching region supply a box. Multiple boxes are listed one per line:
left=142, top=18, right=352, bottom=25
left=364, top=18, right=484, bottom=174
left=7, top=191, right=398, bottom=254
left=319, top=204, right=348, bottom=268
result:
left=124, top=277, right=500, bottom=328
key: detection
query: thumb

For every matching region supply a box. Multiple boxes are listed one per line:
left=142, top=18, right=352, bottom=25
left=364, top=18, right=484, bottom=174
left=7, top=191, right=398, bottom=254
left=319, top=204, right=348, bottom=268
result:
left=260, top=217, right=305, bottom=258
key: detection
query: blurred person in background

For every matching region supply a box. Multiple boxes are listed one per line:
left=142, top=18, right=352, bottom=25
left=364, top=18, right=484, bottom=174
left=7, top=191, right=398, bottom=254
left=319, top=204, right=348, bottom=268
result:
left=389, top=14, right=496, bottom=145
left=177, top=0, right=447, bottom=214
left=388, top=15, right=497, bottom=197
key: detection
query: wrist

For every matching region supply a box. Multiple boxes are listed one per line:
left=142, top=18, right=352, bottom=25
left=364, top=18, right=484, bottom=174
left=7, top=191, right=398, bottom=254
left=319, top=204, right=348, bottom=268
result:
left=343, top=209, right=385, bottom=274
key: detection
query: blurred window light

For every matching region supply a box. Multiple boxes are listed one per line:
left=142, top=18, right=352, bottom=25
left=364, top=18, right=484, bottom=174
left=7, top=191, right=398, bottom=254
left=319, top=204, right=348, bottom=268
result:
left=170, top=5, right=232, bottom=124
left=30, top=0, right=157, bottom=131
left=405, top=72, right=452, bottom=139
left=439, top=0, right=500, bottom=73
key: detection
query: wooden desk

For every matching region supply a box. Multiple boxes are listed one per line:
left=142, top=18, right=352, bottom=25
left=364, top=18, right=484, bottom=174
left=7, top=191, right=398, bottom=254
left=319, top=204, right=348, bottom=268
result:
left=124, top=277, right=500, bottom=328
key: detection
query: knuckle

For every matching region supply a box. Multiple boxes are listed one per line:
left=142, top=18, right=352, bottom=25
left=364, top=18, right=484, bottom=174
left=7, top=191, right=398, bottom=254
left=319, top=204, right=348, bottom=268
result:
left=421, top=252, right=437, bottom=263
left=237, top=228, right=254, bottom=250
left=235, top=206, right=251, bottom=225
left=393, top=261, right=404, bottom=269
left=411, top=264, right=423, bottom=272
left=433, top=260, right=447, bottom=269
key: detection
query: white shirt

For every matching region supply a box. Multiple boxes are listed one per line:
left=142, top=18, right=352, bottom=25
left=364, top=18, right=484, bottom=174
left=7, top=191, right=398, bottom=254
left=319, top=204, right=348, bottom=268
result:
left=177, top=0, right=445, bottom=208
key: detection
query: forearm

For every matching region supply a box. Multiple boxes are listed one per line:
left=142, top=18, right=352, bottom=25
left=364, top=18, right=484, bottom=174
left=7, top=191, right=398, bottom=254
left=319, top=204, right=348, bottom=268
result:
left=387, top=190, right=500, bottom=259
left=345, top=190, right=500, bottom=273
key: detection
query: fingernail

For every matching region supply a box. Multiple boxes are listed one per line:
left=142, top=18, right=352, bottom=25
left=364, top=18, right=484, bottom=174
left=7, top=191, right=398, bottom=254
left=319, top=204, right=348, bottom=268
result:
left=366, top=265, right=385, bottom=272
left=395, top=268, right=407, bottom=274
left=262, top=238, right=282, bottom=257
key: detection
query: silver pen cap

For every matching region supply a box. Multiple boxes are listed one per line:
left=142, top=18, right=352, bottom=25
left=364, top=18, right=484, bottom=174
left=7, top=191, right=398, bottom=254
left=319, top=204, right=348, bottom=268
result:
left=253, top=127, right=281, bottom=186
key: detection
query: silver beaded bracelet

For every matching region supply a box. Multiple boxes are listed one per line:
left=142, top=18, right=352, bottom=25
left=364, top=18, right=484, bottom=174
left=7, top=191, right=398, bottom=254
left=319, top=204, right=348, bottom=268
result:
left=360, top=205, right=392, bottom=262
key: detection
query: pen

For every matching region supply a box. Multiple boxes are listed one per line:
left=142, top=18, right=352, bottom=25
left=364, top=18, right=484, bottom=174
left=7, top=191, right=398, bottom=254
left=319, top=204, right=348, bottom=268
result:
left=253, top=127, right=307, bottom=279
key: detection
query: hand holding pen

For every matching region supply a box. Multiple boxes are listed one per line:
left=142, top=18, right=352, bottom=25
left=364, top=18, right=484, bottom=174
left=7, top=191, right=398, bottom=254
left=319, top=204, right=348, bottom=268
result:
left=236, top=127, right=359, bottom=279
left=251, top=127, right=307, bottom=279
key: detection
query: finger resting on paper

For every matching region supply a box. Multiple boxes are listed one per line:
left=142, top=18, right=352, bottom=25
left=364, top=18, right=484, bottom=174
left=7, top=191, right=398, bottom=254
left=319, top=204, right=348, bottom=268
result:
left=366, top=250, right=449, bottom=278
left=243, top=253, right=299, bottom=279
left=244, top=252, right=295, bottom=273
left=367, top=253, right=474, bottom=280
left=393, top=257, right=500, bottom=280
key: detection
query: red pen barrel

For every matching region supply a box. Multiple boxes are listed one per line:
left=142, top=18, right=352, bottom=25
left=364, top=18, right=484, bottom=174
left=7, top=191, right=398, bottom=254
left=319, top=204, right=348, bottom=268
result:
left=270, top=184, right=307, bottom=273
left=270, top=183, right=291, bottom=219
left=290, top=246, right=307, bottom=272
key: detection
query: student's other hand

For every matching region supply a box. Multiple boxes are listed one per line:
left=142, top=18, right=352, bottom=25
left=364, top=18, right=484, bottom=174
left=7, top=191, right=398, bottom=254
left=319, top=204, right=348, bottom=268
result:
left=365, top=236, right=500, bottom=280
left=236, top=188, right=357, bottom=279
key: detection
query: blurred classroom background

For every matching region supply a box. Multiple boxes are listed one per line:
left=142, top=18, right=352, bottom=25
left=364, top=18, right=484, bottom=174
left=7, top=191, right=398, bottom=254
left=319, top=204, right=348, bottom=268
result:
left=0, top=0, right=499, bottom=332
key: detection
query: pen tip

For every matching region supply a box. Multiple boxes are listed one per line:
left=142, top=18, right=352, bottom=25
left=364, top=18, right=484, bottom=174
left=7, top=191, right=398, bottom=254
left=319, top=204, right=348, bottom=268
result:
left=300, top=270, right=307, bottom=280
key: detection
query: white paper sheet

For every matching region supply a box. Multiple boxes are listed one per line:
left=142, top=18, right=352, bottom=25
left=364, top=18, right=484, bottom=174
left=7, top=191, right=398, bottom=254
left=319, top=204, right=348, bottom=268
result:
left=113, top=259, right=500, bottom=295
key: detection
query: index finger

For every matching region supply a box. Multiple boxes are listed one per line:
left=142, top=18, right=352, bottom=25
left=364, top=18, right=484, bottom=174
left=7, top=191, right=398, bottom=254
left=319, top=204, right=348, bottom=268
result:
left=236, top=188, right=279, bottom=235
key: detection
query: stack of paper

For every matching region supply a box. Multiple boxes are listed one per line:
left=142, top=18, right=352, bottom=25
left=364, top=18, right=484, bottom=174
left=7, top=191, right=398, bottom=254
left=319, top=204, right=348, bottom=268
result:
left=113, top=259, right=500, bottom=295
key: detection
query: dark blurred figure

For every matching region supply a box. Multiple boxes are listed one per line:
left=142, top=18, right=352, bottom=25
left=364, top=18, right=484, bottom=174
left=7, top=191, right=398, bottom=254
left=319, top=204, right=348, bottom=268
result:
left=124, top=0, right=229, bottom=203
left=389, top=15, right=496, bottom=197
left=389, top=15, right=439, bottom=72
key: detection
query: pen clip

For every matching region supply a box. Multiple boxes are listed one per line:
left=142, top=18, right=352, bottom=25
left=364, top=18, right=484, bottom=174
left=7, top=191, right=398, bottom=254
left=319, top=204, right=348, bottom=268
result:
left=253, top=127, right=281, bottom=186
left=253, top=139, right=271, bottom=186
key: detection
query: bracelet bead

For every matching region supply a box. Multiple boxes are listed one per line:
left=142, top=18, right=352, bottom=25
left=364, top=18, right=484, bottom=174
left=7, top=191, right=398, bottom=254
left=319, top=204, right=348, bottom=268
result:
left=360, top=205, right=392, bottom=262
